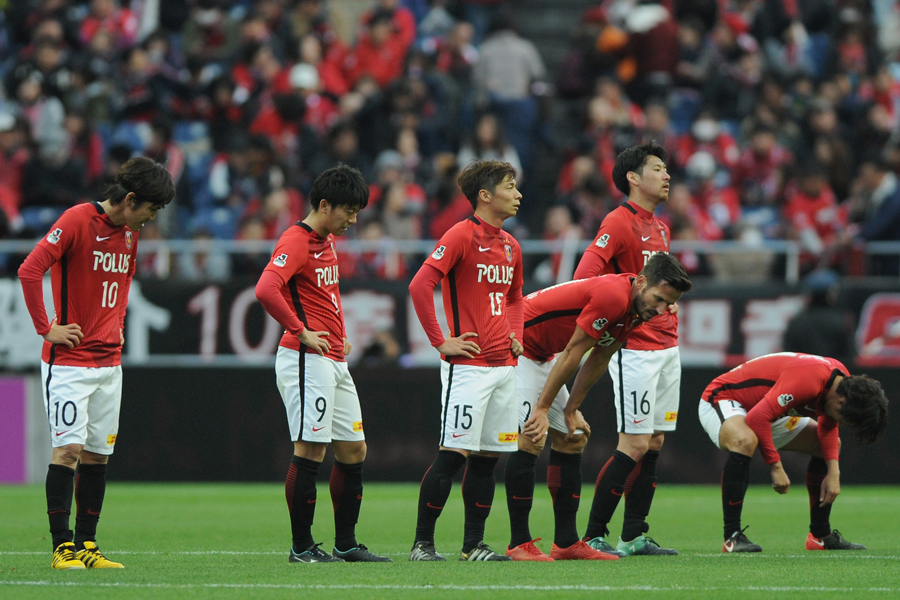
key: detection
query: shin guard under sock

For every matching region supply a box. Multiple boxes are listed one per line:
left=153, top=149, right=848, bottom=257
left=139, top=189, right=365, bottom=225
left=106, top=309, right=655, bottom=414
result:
left=583, top=450, right=636, bottom=540
left=286, top=455, right=321, bottom=552
left=415, top=450, right=466, bottom=544
left=462, top=454, right=499, bottom=552
left=46, top=464, right=75, bottom=550
left=722, top=451, right=752, bottom=539
left=505, top=450, right=538, bottom=548
left=548, top=450, right=582, bottom=548
left=74, top=463, right=107, bottom=550
left=330, top=460, right=364, bottom=551
left=622, top=450, right=658, bottom=542
left=807, top=457, right=832, bottom=538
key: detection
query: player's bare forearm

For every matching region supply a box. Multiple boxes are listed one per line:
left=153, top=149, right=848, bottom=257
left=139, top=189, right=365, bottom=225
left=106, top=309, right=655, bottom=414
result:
left=535, top=348, right=583, bottom=412
left=566, top=343, right=618, bottom=415
left=770, top=462, right=790, bottom=494
left=820, top=460, right=841, bottom=506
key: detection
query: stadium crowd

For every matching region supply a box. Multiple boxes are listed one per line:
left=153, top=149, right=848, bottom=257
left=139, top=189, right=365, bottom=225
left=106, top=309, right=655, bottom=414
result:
left=1, top=0, right=900, bottom=280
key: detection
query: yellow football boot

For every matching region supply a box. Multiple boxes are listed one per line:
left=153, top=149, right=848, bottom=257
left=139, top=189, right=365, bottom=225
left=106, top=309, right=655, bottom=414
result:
left=76, top=541, right=124, bottom=568
left=52, top=542, right=86, bottom=569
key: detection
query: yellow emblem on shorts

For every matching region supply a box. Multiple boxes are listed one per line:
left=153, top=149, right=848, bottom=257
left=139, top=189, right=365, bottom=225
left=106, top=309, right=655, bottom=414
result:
left=353, top=421, right=364, bottom=432
left=785, top=416, right=801, bottom=431
left=106, top=435, right=117, bottom=445
left=664, top=411, right=678, bottom=422
left=499, top=432, right=518, bottom=443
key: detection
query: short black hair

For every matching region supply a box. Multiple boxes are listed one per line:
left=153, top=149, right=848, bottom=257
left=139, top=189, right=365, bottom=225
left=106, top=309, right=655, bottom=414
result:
left=105, top=157, right=175, bottom=208
left=457, top=159, right=517, bottom=209
left=308, top=164, right=369, bottom=212
left=640, top=252, right=692, bottom=293
left=611, top=141, right=667, bottom=197
left=837, top=375, right=888, bottom=445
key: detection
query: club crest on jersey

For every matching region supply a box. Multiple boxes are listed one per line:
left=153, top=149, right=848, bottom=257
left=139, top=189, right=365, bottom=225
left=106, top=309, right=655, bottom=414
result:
left=432, top=245, right=445, bottom=260
left=124, top=230, right=133, bottom=251
left=504, top=245, right=512, bottom=262
left=47, top=228, right=62, bottom=244
left=592, top=317, right=608, bottom=331
left=273, top=253, right=288, bottom=267
left=777, top=393, right=794, bottom=407
left=595, top=234, right=610, bottom=248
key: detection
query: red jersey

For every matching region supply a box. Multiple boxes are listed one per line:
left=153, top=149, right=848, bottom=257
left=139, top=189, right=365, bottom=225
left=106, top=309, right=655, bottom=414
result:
left=18, top=203, right=139, bottom=367
left=702, top=353, right=846, bottom=464
left=523, top=274, right=641, bottom=362
left=421, top=216, right=523, bottom=367
left=263, top=222, right=347, bottom=362
left=574, top=201, right=677, bottom=350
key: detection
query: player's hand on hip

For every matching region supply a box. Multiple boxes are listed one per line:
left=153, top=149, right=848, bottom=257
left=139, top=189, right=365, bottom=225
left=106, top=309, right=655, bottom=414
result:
left=120, top=328, right=125, bottom=346
left=770, top=462, right=790, bottom=494
left=820, top=471, right=841, bottom=506
left=523, top=406, right=550, bottom=442
left=343, top=337, right=352, bottom=356
left=508, top=332, right=523, bottom=357
left=299, top=329, right=331, bottom=356
left=436, top=332, right=480, bottom=358
left=43, top=319, right=83, bottom=348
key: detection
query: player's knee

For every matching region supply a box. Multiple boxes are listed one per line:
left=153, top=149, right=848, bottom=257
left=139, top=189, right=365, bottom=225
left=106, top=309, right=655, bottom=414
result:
left=554, top=434, right=587, bottom=454
left=649, top=434, right=665, bottom=452
left=729, top=433, right=757, bottom=455
left=336, top=441, right=367, bottom=464
left=518, top=435, right=544, bottom=456
left=619, top=437, right=650, bottom=460
left=52, top=445, right=82, bottom=468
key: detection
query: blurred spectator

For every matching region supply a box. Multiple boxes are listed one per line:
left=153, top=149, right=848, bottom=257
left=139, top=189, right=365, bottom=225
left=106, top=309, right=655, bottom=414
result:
left=343, top=220, right=407, bottom=280
left=841, top=156, right=900, bottom=275
left=620, top=0, right=679, bottom=104
left=555, top=153, right=611, bottom=236
left=675, top=16, right=714, bottom=92
left=457, top=112, right=521, bottom=177
left=310, top=121, right=373, bottom=182
left=665, top=182, right=715, bottom=276
left=181, top=0, right=241, bottom=66
left=5, top=35, right=73, bottom=102
left=231, top=216, right=272, bottom=276
left=241, top=187, right=304, bottom=240
left=20, top=128, right=88, bottom=230
left=0, top=113, right=32, bottom=233
left=639, top=101, right=677, bottom=158
left=297, top=32, right=350, bottom=97
left=345, top=9, right=409, bottom=89
left=732, top=124, right=793, bottom=213
left=16, top=74, right=65, bottom=151
left=704, top=16, right=763, bottom=124
left=359, top=0, right=417, bottom=51
left=673, top=108, right=740, bottom=174
left=783, top=162, right=845, bottom=273
left=782, top=269, right=856, bottom=365
left=64, top=111, right=104, bottom=188
left=533, top=204, right=581, bottom=285
left=80, top=0, right=138, bottom=51
left=684, top=150, right=741, bottom=239
left=176, top=227, right=232, bottom=282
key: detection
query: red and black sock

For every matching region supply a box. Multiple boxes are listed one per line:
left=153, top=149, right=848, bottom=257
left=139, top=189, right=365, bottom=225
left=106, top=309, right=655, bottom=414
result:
left=286, top=455, right=320, bottom=553
left=330, top=460, right=363, bottom=552
left=415, top=450, right=466, bottom=544
left=505, top=450, right=537, bottom=548
left=622, top=449, right=658, bottom=542
left=549, top=449, right=582, bottom=548
left=807, top=457, right=832, bottom=538
left=462, top=454, right=499, bottom=552
left=46, top=464, right=75, bottom=550
left=74, top=463, right=107, bottom=551
left=584, top=450, right=636, bottom=540
left=722, top=451, right=752, bottom=539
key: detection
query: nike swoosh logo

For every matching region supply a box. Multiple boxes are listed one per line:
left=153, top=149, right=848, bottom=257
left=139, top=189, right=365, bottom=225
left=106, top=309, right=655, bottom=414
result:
left=572, top=494, right=580, bottom=499
left=314, top=251, right=324, bottom=259
left=724, top=541, right=734, bottom=552
left=809, top=538, right=824, bottom=547
left=87, top=509, right=101, bottom=516
left=426, top=502, right=444, bottom=510
left=356, top=495, right=363, bottom=500
left=511, top=496, right=532, bottom=500
left=641, top=235, right=651, bottom=241
left=611, top=489, right=623, bottom=496
left=478, top=246, right=491, bottom=252
left=451, top=433, right=467, bottom=438
left=96, top=235, right=109, bottom=241
left=475, top=502, right=491, bottom=508
left=312, top=426, right=325, bottom=432
left=307, top=499, right=317, bottom=504
left=55, top=431, right=69, bottom=437
left=633, top=418, right=647, bottom=424
left=728, top=500, right=743, bottom=506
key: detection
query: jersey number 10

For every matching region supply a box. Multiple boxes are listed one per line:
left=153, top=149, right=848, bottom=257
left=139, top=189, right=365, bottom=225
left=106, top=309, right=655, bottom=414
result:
left=101, top=281, right=119, bottom=308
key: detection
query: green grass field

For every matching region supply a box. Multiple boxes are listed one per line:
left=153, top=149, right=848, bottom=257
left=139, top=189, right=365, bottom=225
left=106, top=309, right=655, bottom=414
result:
left=1, top=483, right=898, bottom=599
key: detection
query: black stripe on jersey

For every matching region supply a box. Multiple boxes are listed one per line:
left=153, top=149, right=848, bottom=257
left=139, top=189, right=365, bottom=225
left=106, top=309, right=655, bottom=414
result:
left=616, top=349, right=626, bottom=433
left=622, top=202, right=637, bottom=214
left=467, top=216, right=480, bottom=225
left=59, top=255, right=68, bottom=325
left=297, top=222, right=313, bottom=233
left=524, top=309, right=582, bottom=329
left=610, top=257, right=622, bottom=274
left=298, top=350, right=307, bottom=442
left=288, top=280, right=307, bottom=324
left=440, top=363, right=455, bottom=446
left=705, top=379, right=776, bottom=404
left=92, top=202, right=104, bottom=214
left=447, top=270, right=461, bottom=338
left=45, top=346, right=57, bottom=426
left=824, top=369, right=843, bottom=401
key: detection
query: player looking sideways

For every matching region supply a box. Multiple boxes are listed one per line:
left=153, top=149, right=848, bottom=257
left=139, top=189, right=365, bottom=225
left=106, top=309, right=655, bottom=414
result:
left=574, top=141, right=682, bottom=556
left=408, top=159, right=524, bottom=562
left=18, top=157, right=174, bottom=569
left=506, top=253, right=692, bottom=561
left=255, top=164, right=391, bottom=563
left=699, top=352, right=887, bottom=552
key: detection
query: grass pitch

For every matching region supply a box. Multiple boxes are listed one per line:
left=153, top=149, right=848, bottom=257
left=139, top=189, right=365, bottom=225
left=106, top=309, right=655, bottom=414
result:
left=0, top=483, right=898, bottom=599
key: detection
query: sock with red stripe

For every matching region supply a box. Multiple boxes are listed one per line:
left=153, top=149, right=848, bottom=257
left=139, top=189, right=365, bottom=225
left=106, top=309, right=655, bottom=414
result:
left=549, top=449, right=582, bottom=548
left=622, top=449, right=658, bottom=542
left=415, top=450, right=466, bottom=544
left=286, top=455, right=320, bottom=552
left=807, top=457, right=832, bottom=538
left=722, top=451, right=752, bottom=539
left=74, top=463, right=107, bottom=551
left=462, top=454, right=499, bottom=552
left=331, top=460, right=363, bottom=552
left=46, top=464, right=75, bottom=550
left=505, top=450, right=538, bottom=548
left=583, top=450, right=636, bottom=540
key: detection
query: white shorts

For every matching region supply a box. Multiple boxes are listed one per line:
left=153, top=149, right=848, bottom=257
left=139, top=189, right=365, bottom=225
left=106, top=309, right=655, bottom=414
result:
left=610, top=346, right=681, bottom=434
left=698, top=399, right=811, bottom=449
left=516, top=355, right=574, bottom=435
left=276, top=347, right=365, bottom=443
left=41, top=362, right=122, bottom=455
left=439, top=362, right=518, bottom=452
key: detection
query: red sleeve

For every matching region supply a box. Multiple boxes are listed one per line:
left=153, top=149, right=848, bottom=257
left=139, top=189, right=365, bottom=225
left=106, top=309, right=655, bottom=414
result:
left=255, top=269, right=305, bottom=336
left=745, top=401, right=782, bottom=464
left=573, top=247, right=608, bottom=279
left=410, top=263, right=445, bottom=347
left=506, top=271, right=524, bottom=342
left=816, top=415, right=840, bottom=462
left=18, top=244, right=56, bottom=336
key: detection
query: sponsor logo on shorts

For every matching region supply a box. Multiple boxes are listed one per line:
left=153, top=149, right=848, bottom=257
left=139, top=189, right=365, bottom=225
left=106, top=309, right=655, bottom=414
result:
left=353, top=421, right=363, bottom=432
left=665, top=411, right=678, bottom=422
left=47, top=228, right=62, bottom=244
left=106, top=434, right=117, bottom=445
left=431, top=245, right=445, bottom=260
left=784, top=416, right=801, bottom=431
left=595, top=234, right=610, bottom=248
left=499, top=432, right=518, bottom=443
left=777, top=393, right=794, bottom=407
left=273, top=253, right=288, bottom=267
left=592, top=317, right=608, bottom=331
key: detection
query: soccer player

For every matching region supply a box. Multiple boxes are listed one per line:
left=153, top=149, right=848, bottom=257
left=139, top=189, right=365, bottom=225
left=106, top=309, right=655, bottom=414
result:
left=255, top=164, right=391, bottom=563
left=18, top=157, right=175, bottom=569
left=506, top=253, right=692, bottom=561
left=699, top=352, right=888, bottom=552
left=408, top=159, right=524, bottom=562
left=574, top=141, right=682, bottom=556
